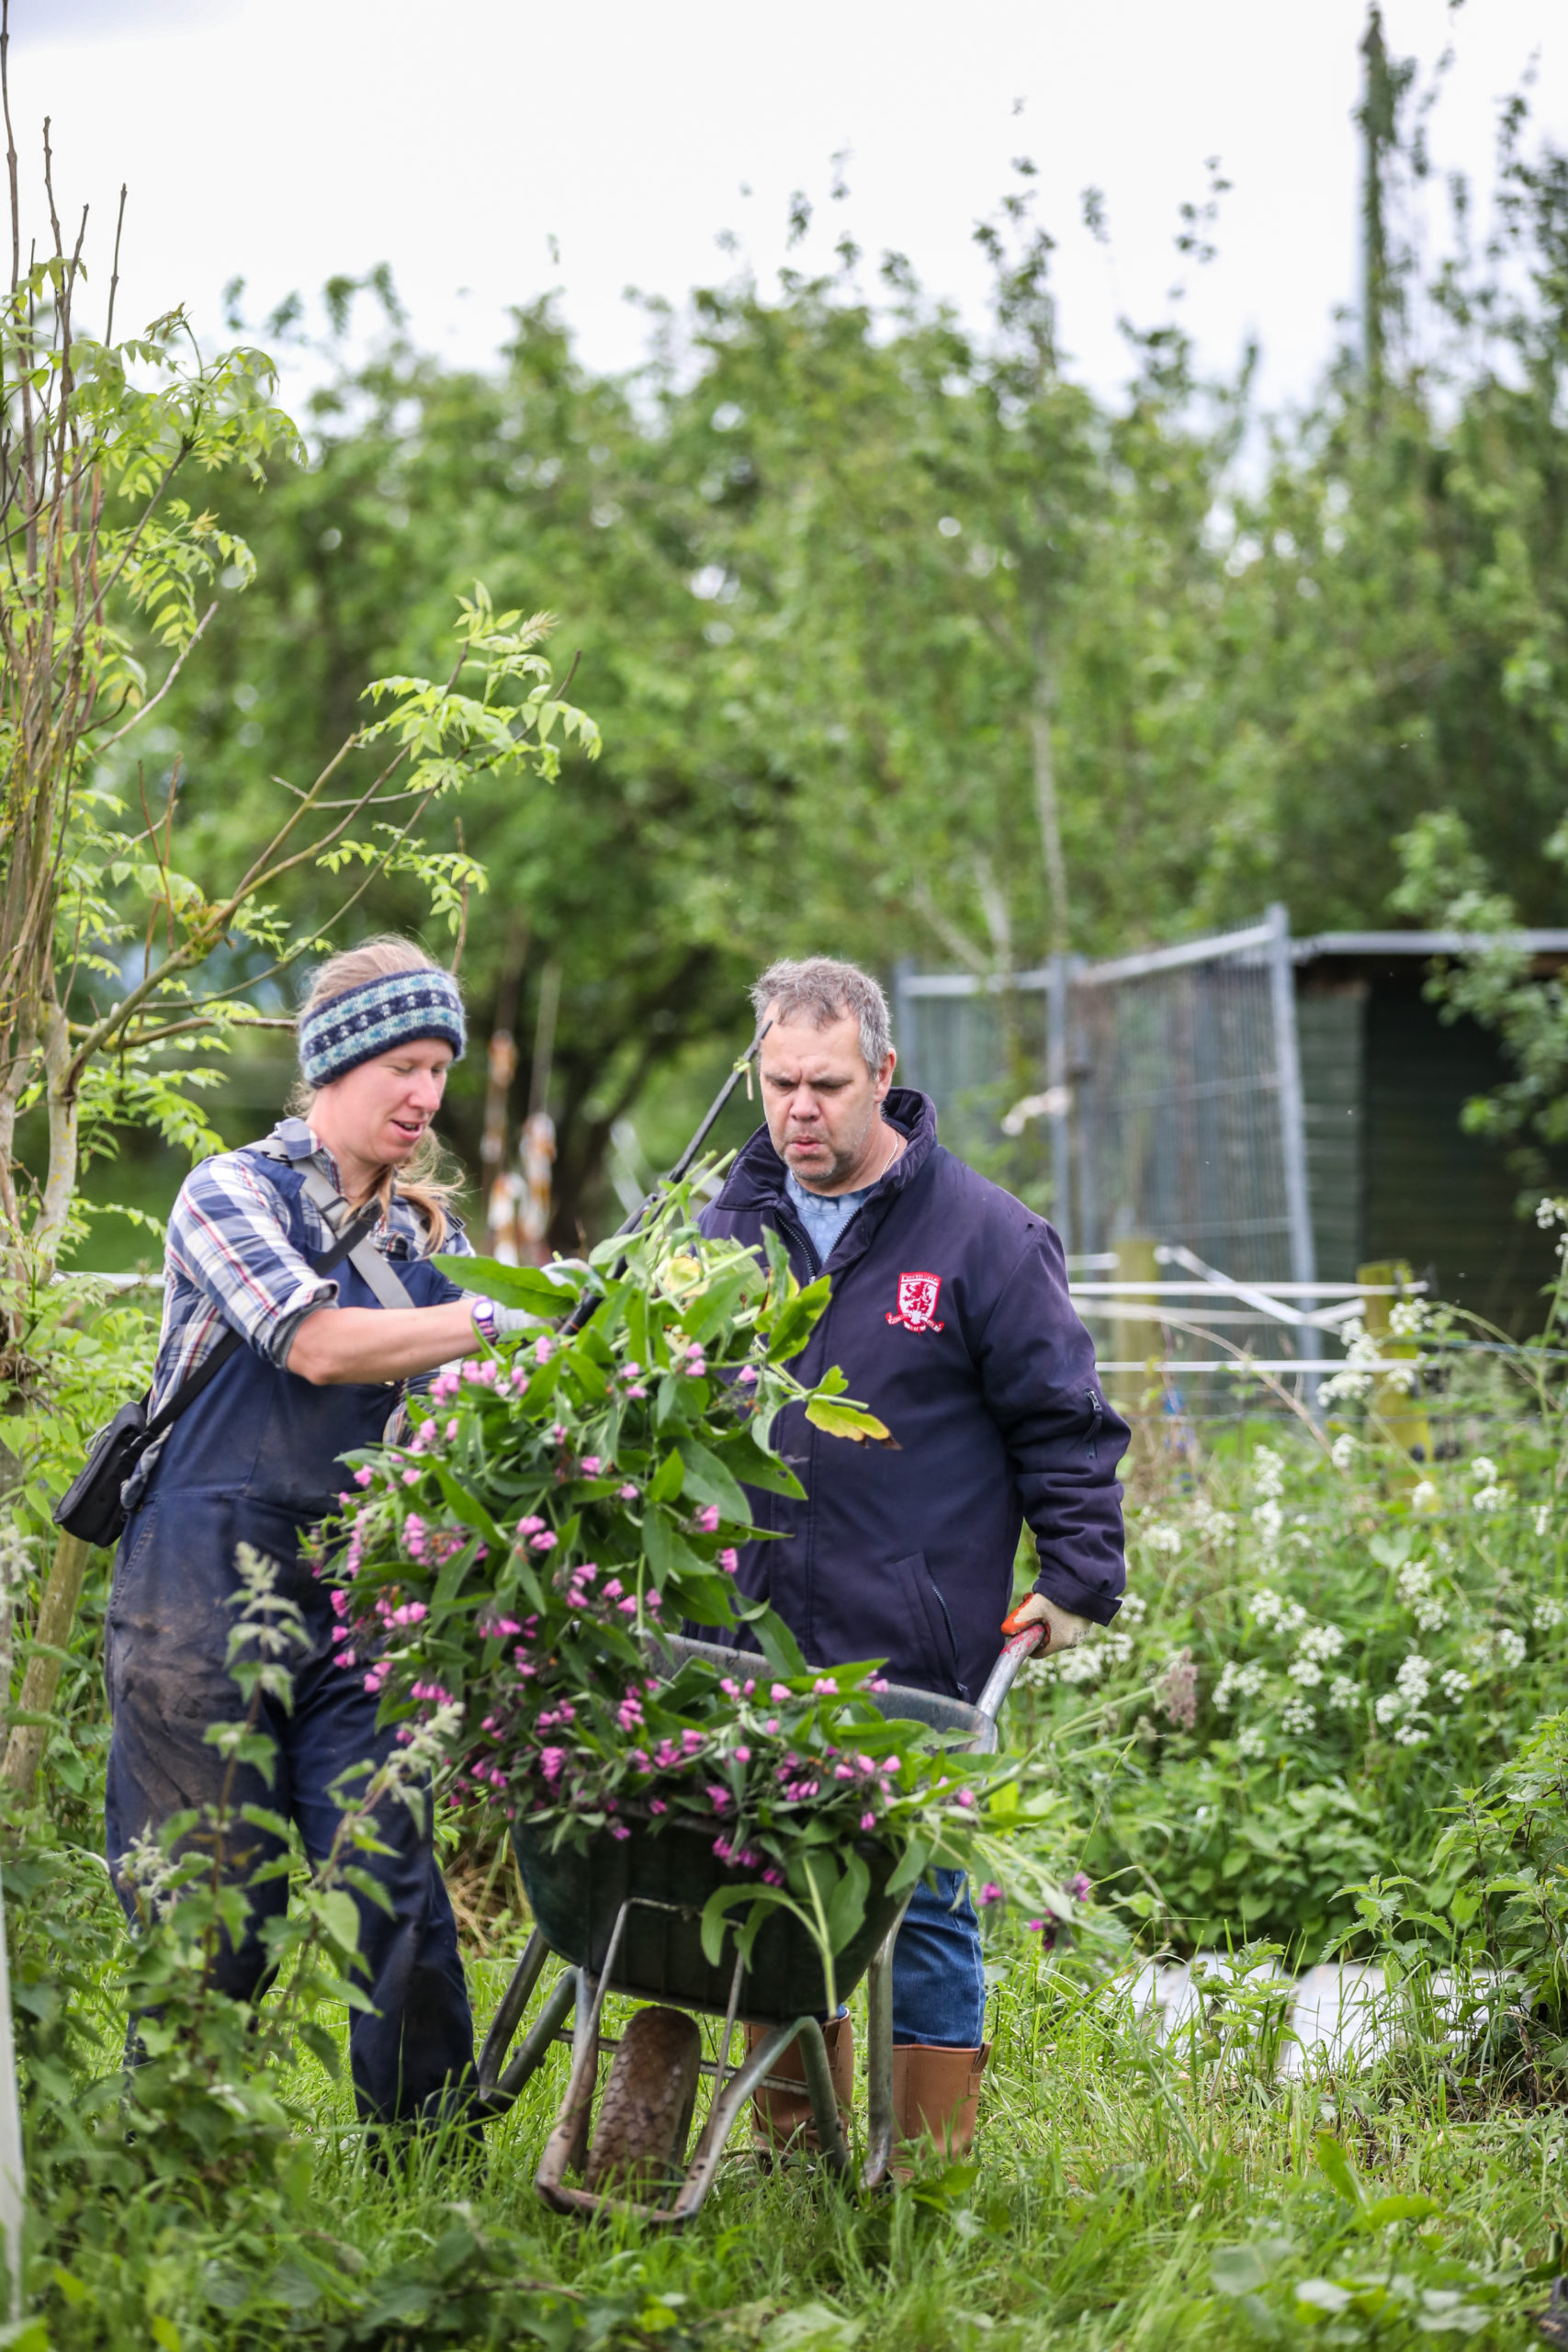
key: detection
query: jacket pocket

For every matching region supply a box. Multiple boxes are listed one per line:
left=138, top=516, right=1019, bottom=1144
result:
left=901, top=1555, right=967, bottom=1699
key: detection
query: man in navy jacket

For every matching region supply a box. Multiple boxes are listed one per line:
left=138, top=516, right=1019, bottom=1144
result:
left=699, top=956, right=1128, bottom=2164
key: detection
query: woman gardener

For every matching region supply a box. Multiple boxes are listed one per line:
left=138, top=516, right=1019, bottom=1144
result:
left=106, top=936, right=532, bottom=2128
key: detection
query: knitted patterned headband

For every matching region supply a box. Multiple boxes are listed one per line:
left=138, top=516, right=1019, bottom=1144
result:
left=298, top=967, right=467, bottom=1088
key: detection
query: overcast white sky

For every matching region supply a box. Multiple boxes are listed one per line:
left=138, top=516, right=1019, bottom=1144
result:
left=13, top=0, right=1567, bottom=419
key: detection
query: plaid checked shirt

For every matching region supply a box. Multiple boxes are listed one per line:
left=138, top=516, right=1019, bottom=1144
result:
left=148, top=1124, right=474, bottom=1417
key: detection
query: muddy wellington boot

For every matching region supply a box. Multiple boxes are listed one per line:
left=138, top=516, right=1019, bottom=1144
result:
left=747, top=2015, right=855, bottom=2158
left=890, top=2041, right=990, bottom=2180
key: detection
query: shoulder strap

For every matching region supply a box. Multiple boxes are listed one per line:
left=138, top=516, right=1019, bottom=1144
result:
left=143, top=1201, right=380, bottom=1442
left=296, top=1163, right=419, bottom=1311
left=247, top=1126, right=422, bottom=1312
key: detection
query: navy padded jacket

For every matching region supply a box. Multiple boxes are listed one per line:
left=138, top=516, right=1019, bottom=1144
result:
left=696, top=1087, right=1129, bottom=1701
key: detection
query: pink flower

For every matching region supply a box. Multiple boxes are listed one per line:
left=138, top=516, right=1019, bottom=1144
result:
left=517, top=1515, right=544, bottom=1535
left=734, top=1746, right=751, bottom=1763
left=338, top=1649, right=355, bottom=1668
left=354, top=1466, right=374, bottom=1487
left=833, top=1764, right=854, bottom=1781
left=706, top=1784, right=732, bottom=1812
left=860, top=1812, right=876, bottom=1830
left=739, top=1366, right=759, bottom=1386
left=581, top=1456, right=602, bottom=1476
left=609, top=1823, right=630, bottom=1841
left=649, top=1799, right=668, bottom=1815
left=770, top=1682, right=792, bottom=1701
left=681, top=1728, right=705, bottom=1754
left=624, top=1360, right=641, bottom=1376
left=719, top=1548, right=739, bottom=1574
left=617, top=1598, right=638, bottom=1614
left=713, top=1835, right=732, bottom=1862
left=402, top=1468, right=421, bottom=1487
left=530, top=1531, right=558, bottom=1552
left=539, top=1747, right=567, bottom=1782
left=762, top=1866, right=784, bottom=1886
left=446, top=1419, right=459, bottom=1440
left=618, top=1483, right=639, bottom=1501
left=764, top=1717, right=780, bottom=1736
left=696, top=1504, right=720, bottom=1534
left=954, top=1788, right=976, bottom=1809
left=867, top=1676, right=889, bottom=1693
left=603, top=1577, right=624, bottom=1599
left=331, top=1590, right=350, bottom=1618
left=813, top=1676, right=839, bottom=1695
left=534, top=1336, right=555, bottom=1365
left=626, top=1385, right=648, bottom=1401
left=979, top=1883, right=1003, bottom=1905
left=551, top=1423, right=567, bottom=1443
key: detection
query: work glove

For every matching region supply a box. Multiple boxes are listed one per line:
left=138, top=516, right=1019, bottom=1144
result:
left=1000, top=1591, right=1091, bottom=1651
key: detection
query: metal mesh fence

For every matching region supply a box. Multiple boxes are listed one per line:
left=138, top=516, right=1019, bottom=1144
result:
left=894, top=911, right=1318, bottom=1386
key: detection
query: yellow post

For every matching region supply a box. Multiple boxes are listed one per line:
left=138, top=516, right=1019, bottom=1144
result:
left=1108, top=1236, right=1162, bottom=1424
left=1357, top=1259, right=1432, bottom=1464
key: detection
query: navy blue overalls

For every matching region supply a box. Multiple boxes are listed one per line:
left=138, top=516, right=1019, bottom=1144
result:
left=105, top=1139, right=476, bottom=2125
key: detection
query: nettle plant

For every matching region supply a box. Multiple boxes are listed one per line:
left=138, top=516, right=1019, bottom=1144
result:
left=321, top=1188, right=1086, bottom=2000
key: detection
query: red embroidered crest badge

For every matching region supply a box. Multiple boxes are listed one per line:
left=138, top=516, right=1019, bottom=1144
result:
left=886, top=1271, right=944, bottom=1332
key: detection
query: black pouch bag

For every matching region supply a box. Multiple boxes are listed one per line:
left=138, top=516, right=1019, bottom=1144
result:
left=52, top=1204, right=378, bottom=1550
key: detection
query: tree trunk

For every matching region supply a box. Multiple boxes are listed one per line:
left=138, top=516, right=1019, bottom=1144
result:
left=2, top=1527, right=90, bottom=1802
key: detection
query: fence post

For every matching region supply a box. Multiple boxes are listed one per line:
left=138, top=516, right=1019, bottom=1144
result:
left=1266, top=903, right=1319, bottom=1405
left=1047, top=952, right=1072, bottom=1256
left=1358, top=1258, right=1432, bottom=1465
left=3, top=1528, right=90, bottom=1801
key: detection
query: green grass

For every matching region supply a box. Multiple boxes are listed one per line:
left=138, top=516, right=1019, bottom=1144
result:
left=28, top=1940, right=1566, bottom=2350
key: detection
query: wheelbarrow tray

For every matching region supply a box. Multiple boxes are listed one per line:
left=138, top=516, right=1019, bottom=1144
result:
left=512, top=1812, right=905, bottom=2024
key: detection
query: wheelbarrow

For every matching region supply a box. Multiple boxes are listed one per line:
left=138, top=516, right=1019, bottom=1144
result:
left=474, top=1623, right=1044, bottom=2224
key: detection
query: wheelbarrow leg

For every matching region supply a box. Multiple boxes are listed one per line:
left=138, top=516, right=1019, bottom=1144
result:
left=861, top=1907, right=907, bottom=2192
left=476, top=1929, right=549, bottom=2108
left=667, top=2017, right=819, bottom=2222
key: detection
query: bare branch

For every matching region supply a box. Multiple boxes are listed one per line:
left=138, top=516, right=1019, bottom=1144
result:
left=105, top=181, right=125, bottom=345
left=93, top=599, right=218, bottom=752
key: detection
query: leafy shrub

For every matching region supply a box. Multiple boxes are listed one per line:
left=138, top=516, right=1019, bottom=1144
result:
left=1021, top=1428, right=1564, bottom=1951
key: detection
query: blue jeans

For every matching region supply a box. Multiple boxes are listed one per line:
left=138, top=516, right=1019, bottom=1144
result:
left=891, top=1870, right=986, bottom=2047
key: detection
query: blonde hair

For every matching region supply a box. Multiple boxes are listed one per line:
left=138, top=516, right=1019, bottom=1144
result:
left=289, top=935, right=465, bottom=1250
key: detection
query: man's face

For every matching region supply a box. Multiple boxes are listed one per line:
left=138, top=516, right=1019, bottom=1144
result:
left=760, top=1006, right=895, bottom=1193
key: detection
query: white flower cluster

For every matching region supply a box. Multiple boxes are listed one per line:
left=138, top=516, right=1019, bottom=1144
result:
left=1119, top=1590, right=1149, bottom=1625
left=1327, top=1674, right=1361, bottom=1711
left=1388, top=1298, right=1428, bottom=1339
left=1536, top=1196, right=1568, bottom=1229
left=1032, top=1622, right=1136, bottom=1686
left=1252, top=1445, right=1286, bottom=1499
left=1190, top=1498, right=1235, bottom=1549
left=1330, top=1432, right=1357, bottom=1472
left=1469, top=1456, right=1510, bottom=1514
left=1396, top=1556, right=1449, bottom=1633
left=1251, top=1446, right=1286, bottom=1555
left=1213, top=1658, right=1268, bottom=1711
left=1236, top=1726, right=1268, bottom=1760
left=1249, top=1587, right=1308, bottom=1634
left=1535, top=1502, right=1554, bottom=1539
left=1376, top=1651, right=1431, bottom=1729
left=1280, top=1697, right=1316, bottom=1736
left=1320, top=1315, right=1419, bottom=1403
left=1411, top=1479, right=1441, bottom=1514
left=1533, top=1596, right=1565, bottom=1632
left=1438, top=1668, right=1472, bottom=1705
left=1140, top=1522, right=1183, bottom=1556
left=1288, top=1623, right=1347, bottom=1687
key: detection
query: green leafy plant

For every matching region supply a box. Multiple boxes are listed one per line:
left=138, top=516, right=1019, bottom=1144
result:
left=321, top=1184, right=1089, bottom=2007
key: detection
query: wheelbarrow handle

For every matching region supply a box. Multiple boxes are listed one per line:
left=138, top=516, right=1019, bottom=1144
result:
left=974, top=1623, right=1045, bottom=1725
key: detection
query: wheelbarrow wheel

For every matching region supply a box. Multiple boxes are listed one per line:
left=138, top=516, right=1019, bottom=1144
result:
left=584, top=2005, right=703, bottom=2194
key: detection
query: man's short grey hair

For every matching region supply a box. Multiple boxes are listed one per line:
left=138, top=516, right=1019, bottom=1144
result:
left=750, top=957, right=893, bottom=1075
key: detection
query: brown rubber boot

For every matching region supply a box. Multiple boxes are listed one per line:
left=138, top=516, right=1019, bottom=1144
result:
left=747, top=2015, right=855, bottom=2157
left=890, top=2041, right=990, bottom=2178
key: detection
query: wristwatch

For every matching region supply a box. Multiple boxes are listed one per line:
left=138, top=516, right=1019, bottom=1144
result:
left=470, top=1296, right=499, bottom=1346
